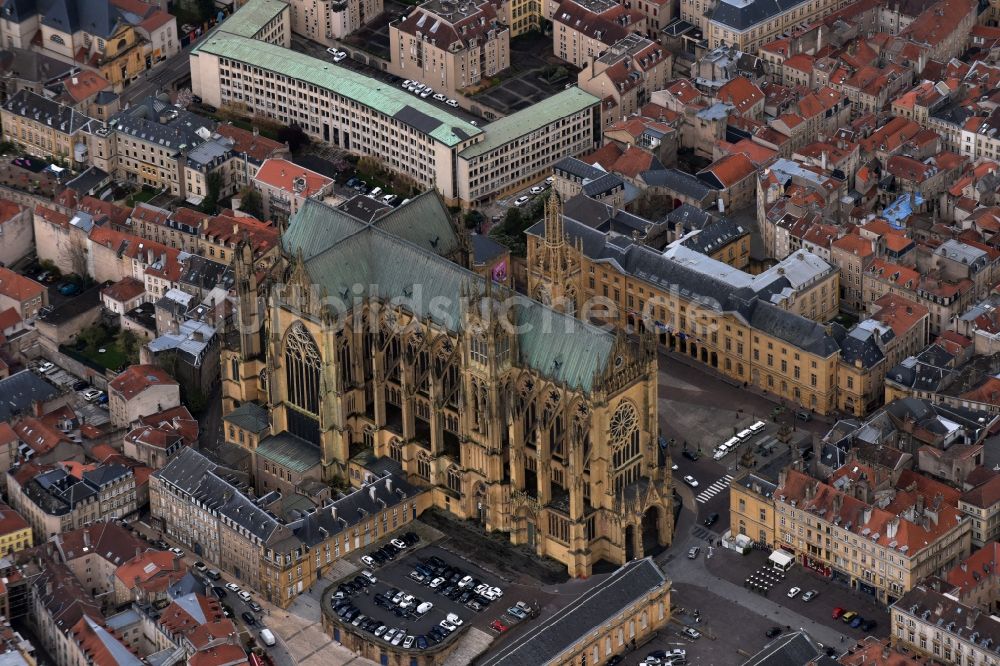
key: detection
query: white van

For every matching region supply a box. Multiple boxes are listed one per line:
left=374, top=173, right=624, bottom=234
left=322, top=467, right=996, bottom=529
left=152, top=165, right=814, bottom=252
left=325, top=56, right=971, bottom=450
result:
left=258, top=629, right=276, bottom=647
left=416, top=601, right=433, bottom=615
left=369, top=186, right=383, bottom=198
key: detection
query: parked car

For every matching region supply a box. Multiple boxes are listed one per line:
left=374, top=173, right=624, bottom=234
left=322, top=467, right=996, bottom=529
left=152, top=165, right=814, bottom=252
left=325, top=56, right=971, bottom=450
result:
left=248, top=601, right=262, bottom=613
left=682, top=627, right=701, bottom=639
left=513, top=195, right=530, bottom=207
left=37, top=361, right=54, bottom=374
left=333, top=50, right=347, bottom=62
left=194, top=561, right=207, bottom=572
left=212, top=586, right=227, bottom=599
left=687, top=547, right=700, bottom=559
left=81, top=388, right=103, bottom=402
left=801, top=590, right=818, bottom=602
left=489, top=619, right=508, bottom=633
left=72, top=380, right=88, bottom=391
left=507, top=606, right=527, bottom=620
left=225, top=583, right=241, bottom=593
left=326, top=47, right=338, bottom=55
left=832, top=607, right=845, bottom=619
left=401, top=80, right=413, bottom=88
left=361, top=555, right=376, bottom=567
left=446, top=613, right=462, bottom=626
left=238, top=591, right=252, bottom=603
left=446, top=99, right=459, bottom=107
left=841, top=611, right=858, bottom=623
left=861, top=619, right=877, bottom=632
left=382, top=194, right=398, bottom=206
left=850, top=616, right=864, bottom=629
left=682, top=450, right=699, bottom=461
left=169, top=547, right=184, bottom=557
left=787, top=587, right=801, bottom=598
left=58, top=282, right=80, bottom=296
left=529, top=185, right=545, bottom=195
left=432, top=93, right=447, bottom=102
left=403, top=635, right=415, bottom=648
left=207, top=570, right=221, bottom=581
left=361, top=570, right=377, bottom=584
left=241, top=612, right=256, bottom=625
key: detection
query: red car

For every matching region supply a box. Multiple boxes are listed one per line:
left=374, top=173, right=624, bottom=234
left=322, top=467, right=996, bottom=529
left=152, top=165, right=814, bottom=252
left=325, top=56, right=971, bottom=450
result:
left=832, top=607, right=845, bottom=619
left=490, top=619, right=508, bottom=633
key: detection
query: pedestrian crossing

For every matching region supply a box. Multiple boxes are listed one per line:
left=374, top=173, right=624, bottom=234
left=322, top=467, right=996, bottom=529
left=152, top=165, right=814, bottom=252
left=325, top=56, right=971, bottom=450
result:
left=695, top=475, right=733, bottom=504
left=690, top=526, right=716, bottom=542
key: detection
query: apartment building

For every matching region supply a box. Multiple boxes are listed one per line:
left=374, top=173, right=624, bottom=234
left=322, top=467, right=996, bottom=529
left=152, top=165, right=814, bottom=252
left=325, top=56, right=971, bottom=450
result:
left=892, top=584, right=1000, bottom=665
left=109, top=97, right=216, bottom=197
left=0, top=267, right=46, bottom=320
left=552, top=0, right=645, bottom=69
left=107, top=364, right=181, bottom=428
left=577, top=35, right=671, bottom=131
left=0, top=503, right=31, bottom=556
left=7, top=461, right=138, bottom=541
left=0, top=90, right=101, bottom=163
left=252, top=158, right=335, bottom=223
left=289, top=0, right=381, bottom=42
left=837, top=294, right=930, bottom=416
left=389, top=0, right=510, bottom=97
left=863, top=258, right=975, bottom=335
left=774, top=467, right=971, bottom=605
left=958, top=475, right=1000, bottom=547
left=220, top=0, right=292, bottom=45
left=698, top=0, right=855, bottom=52
left=153, top=447, right=430, bottom=607
left=191, top=15, right=598, bottom=206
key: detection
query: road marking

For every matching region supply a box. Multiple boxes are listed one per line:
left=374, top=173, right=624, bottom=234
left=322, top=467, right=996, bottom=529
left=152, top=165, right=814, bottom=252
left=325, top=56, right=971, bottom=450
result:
left=695, top=475, right=734, bottom=504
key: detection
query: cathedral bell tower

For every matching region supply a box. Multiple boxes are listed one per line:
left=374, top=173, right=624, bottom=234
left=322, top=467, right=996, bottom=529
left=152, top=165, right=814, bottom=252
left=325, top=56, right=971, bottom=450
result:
left=222, top=237, right=265, bottom=413
left=526, top=193, right=584, bottom=318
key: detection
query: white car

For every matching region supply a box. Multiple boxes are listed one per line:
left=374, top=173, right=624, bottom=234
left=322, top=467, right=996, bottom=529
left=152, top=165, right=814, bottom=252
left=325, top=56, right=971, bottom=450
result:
left=787, top=587, right=801, bottom=598
left=458, top=575, right=474, bottom=589
left=361, top=570, right=377, bottom=584
left=390, top=538, right=407, bottom=549
left=412, top=83, right=426, bottom=93
left=403, top=635, right=414, bottom=648
left=529, top=185, right=545, bottom=195
left=402, top=80, right=413, bottom=88
left=439, top=620, right=457, bottom=632
left=225, top=583, right=241, bottom=593
left=682, top=627, right=701, bottom=639
left=238, top=590, right=252, bottom=602
left=475, top=584, right=489, bottom=596
left=169, top=547, right=184, bottom=557
left=429, top=577, right=445, bottom=588
left=513, top=195, right=530, bottom=207
left=391, top=631, right=404, bottom=646
left=326, top=47, right=338, bottom=55
left=37, top=361, right=54, bottom=374
left=683, top=475, right=699, bottom=488
left=81, top=388, right=102, bottom=402
left=446, top=613, right=463, bottom=626
left=545, top=176, right=554, bottom=185
left=419, top=89, right=432, bottom=98
left=416, top=601, right=433, bottom=615
left=446, top=99, right=459, bottom=107
left=361, top=555, right=376, bottom=567
left=487, top=586, right=503, bottom=598
left=382, top=628, right=397, bottom=643
left=333, top=50, right=347, bottom=62
left=433, top=93, right=447, bottom=102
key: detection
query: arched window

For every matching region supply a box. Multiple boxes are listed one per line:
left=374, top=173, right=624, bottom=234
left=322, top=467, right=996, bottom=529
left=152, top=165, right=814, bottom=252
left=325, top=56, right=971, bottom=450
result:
left=230, top=357, right=239, bottom=381
left=447, top=466, right=462, bottom=494
left=389, top=438, right=404, bottom=464
left=284, top=322, right=320, bottom=415
left=610, top=401, right=640, bottom=469
left=417, top=453, right=431, bottom=480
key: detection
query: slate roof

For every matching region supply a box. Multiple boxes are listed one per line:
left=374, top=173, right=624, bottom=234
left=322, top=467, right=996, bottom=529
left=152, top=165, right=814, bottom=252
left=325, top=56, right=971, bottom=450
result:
left=741, top=630, right=827, bottom=666
left=110, top=97, right=214, bottom=155
left=712, top=0, right=811, bottom=31
left=0, top=370, right=59, bottom=422
left=641, top=168, right=715, bottom=200
left=681, top=217, right=748, bottom=255
left=471, top=233, right=507, bottom=265
left=479, top=558, right=669, bottom=666
left=224, top=402, right=270, bottom=434
left=284, top=200, right=618, bottom=392
left=2, top=89, right=96, bottom=134
left=255, top=432, right=321, bottom=474
left=154, top=447, right=278, bottom=542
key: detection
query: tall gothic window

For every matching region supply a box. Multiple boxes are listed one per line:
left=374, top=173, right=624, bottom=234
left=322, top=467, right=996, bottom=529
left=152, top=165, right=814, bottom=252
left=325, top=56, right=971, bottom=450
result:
left=611, top=401, right=642, bottom=493
left=284, top=322, right=321, bottom=416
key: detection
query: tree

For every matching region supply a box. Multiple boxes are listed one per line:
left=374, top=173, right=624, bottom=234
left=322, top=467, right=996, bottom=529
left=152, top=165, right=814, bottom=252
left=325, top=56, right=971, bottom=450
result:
left=78, top=325, right=108, bottom=353
left=239, top=187, right=264, bottom=220
left=201, top=171, right=224, bottom=214
left=119, top=330, right=140, bottom=364
left=277, top=123, right=310, bottom=152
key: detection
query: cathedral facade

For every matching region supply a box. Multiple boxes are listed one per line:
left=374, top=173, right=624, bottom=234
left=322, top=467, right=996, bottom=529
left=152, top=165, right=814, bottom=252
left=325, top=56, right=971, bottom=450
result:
left=222, top=192, right=672, bottom=576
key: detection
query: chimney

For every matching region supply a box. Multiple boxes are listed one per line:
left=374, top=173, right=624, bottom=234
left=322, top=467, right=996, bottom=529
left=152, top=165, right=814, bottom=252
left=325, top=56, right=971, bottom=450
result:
left=135, top=547, right=142, bottom=559
left=385, top=477, right=393, bottom=493
left=369, top=486, right=377, bottom=501
left=160, top=252, right=166, bottom=266
left=253, top=127, right=259, bottom=136
left=83, top=530, right=90, bottom=548
left=330, top=506, right=337, bottom=520
left=147, top=248, right=154, bottom=264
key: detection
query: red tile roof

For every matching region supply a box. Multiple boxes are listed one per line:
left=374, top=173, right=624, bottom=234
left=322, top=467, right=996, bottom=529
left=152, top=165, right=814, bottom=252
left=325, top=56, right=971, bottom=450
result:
left=0, top=307, right=21, bottom=331
left=0, top=502, right=28, bottom=537
left=717, top=76, right=764, bottom=115
left=831, top=234, right=875, bottom=258
left=60, top=71, right=110, bottom=103
left=188, top=644, right=249, bottom=666
left=108, top=364, right=178, bottom=401
left=253, top=159, right=333, bottom=197
left=12, top=417, right=68, bottom=455
left=960, top=474, right=1000, bottom=509
left=215, top=124, right=285, bottom=163
left=945, top=541, right=1000, bottom=597
left=0, top=267, right=44, bottom=303
left=101, top=277, right=145, bottom=304
left=700, top=153, right=755, bottom=189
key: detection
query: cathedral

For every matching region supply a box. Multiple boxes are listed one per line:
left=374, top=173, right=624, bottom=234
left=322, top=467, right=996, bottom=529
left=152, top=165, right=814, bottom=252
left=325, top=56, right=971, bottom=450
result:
left=222, top=191, right=673, bottom=576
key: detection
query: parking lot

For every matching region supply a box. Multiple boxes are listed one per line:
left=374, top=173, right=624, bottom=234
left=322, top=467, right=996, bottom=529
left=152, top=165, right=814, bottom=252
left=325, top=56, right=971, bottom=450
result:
left=325, top=539, right=538, bottom=651
left=470, top=32, right=576, bottom=114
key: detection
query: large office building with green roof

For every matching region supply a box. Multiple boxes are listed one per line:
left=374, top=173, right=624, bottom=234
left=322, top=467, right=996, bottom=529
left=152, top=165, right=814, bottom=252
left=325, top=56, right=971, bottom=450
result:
left=191, top=0, right=600, bottom=206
